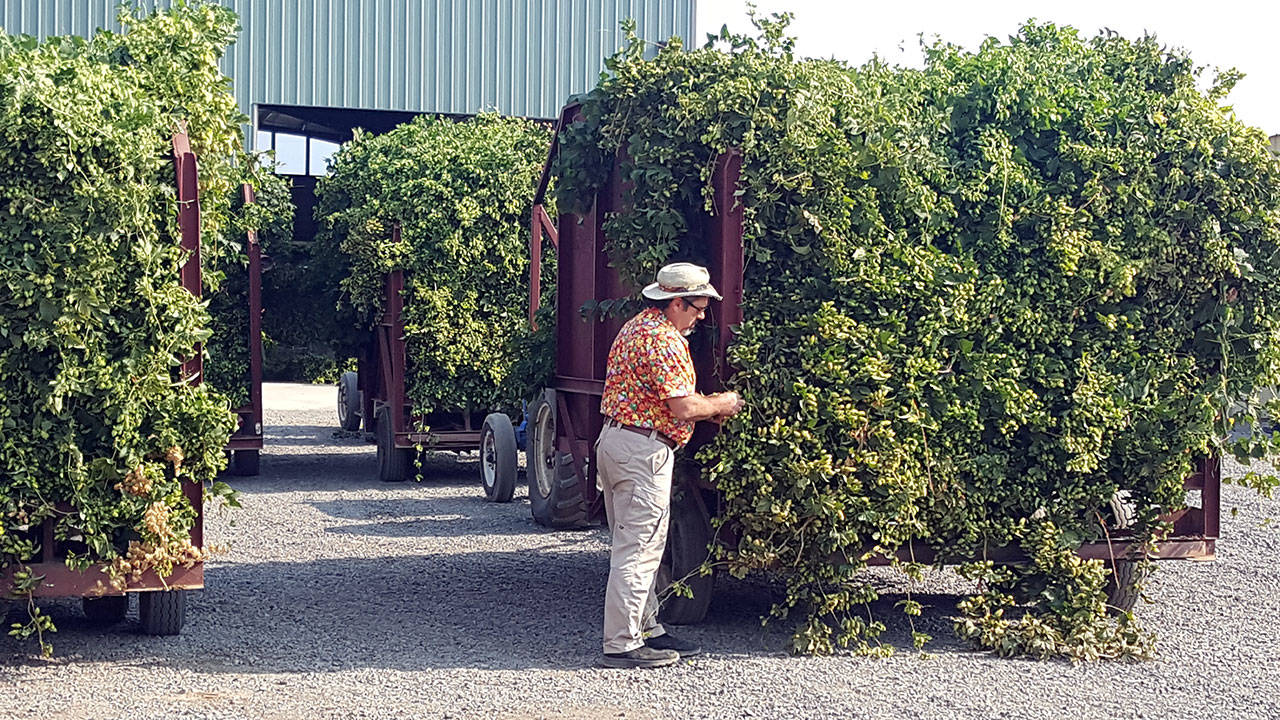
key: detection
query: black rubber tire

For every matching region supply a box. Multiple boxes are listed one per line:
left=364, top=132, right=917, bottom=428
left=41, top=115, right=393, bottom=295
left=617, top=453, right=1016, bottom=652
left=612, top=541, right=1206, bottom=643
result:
left=527, top=393, right=588, bottom=528
left=376, top=406, right=412, bottom=483
left=1104, top=559, right=1149, bottom=614
left=82, top=595, right=130, bottom=625
left=138, top=590, right=185, bottom=636
left=480, top=413, right=517, bottom=503
left=657, top=484, right=715, bottom=625
left=337, top=371, right=362, bottom=431
left=1092, top=491, right=1146, bottom=613
left=231, top=449, right=260, bottom=477
left=1108, top=491, right=1133, bottom=531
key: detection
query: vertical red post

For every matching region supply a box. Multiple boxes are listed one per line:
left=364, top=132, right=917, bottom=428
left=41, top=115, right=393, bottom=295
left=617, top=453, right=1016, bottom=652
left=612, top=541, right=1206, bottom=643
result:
left=595, top=151, right=631, bottom=380
left=172, top=132, right=203, bottom=385
left=529, top=205, right=558, bottom=328
left=709, top=150, right=745, bottom=385
left=690, top=151, right=746, bottom=451
left=172, top=131, right=205, bottom=551
left=359, top=349, right=374, bottom=433
left=183, top=476, right=204, bottom=548
left=1201, top=455, right=1221, bottom=539
left=530, top=210, right=542, bottom=326
left=386, top=227, right=407, bottom=437
left=241, top=184, right=264, bottom=438
left=529, top=104, right=574, bottom=328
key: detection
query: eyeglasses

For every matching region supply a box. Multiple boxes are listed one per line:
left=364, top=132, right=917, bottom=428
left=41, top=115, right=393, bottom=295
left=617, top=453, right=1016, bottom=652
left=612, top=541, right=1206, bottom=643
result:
left=684, top=298, right=709, bottom=313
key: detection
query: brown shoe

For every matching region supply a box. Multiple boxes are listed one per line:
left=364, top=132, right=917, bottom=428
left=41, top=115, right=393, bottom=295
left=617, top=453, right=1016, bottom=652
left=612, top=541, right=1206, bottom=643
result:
left=600, top=645, right=680, bottom=669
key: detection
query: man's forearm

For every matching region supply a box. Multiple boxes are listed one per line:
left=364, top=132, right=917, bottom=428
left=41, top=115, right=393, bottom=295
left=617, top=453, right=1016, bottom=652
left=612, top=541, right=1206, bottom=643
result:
left=667, top=392, right=739, bottom=422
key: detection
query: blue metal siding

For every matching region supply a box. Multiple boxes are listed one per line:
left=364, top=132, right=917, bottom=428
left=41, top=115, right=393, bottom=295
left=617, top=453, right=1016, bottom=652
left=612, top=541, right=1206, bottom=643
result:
left=0, top=0, right=696, bottom=119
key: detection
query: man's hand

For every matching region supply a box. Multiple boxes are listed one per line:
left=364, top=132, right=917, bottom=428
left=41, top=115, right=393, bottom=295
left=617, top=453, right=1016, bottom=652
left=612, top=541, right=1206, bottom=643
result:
left=714, top=391, right=745, bottom=417
left=667, top=391, right=745, bottom=422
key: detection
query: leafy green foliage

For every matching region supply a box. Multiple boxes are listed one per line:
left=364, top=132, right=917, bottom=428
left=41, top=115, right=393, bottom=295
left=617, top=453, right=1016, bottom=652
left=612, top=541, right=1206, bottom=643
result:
left=101, top=0, right=244, bottom=271
left=98, top=1, right=280, bottom=408
left=953, top=529, right=1154, bottom=661
left=257, top=168, right=360, bottom=384
left=0, top=1, right=244, bottom=654
left=559, top=15, right=1280, bottom=658
left=314, top=114, right=554, bottom=414
left=208, top=154, right=295, bottom=406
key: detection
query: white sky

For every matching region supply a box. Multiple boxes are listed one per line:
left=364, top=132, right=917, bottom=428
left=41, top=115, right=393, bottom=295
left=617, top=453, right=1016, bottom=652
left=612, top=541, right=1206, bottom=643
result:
left=696, top=1, right=1280, bottom=136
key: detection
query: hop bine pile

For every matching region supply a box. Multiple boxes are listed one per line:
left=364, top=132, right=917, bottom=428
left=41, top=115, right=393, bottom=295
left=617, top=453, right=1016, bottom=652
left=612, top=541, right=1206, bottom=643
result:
left=97, top=0, right=286, bottom=407
left=314, top=114, right=555, bottom=426
left=557, top=15, right=1280, bottom=659
left=209, top=156, right=296, bottom=405
left=0, top=1, right=253, bottom=655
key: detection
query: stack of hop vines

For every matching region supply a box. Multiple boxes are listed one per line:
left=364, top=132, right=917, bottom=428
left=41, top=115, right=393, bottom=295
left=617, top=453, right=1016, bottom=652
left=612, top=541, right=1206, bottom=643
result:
left=556, top=14, right=1280, bottom=659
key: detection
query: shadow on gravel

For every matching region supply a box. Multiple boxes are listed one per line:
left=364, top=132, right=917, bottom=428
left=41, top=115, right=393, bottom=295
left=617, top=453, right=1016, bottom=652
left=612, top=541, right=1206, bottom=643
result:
left=3, top=557, right=975, bottom=668
left=207, top=549, right=611, bottom=672
left=218, top=453, right=487, bottom=491
left=217, top=451, right=372, bottom=480
left=311, top=497, right=559, bottom=538
left=676, top=580, right=971, bottom=658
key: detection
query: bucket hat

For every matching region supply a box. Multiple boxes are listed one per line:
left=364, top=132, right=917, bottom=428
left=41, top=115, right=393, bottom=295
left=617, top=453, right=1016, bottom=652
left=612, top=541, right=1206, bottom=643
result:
left=641, top=262, right=722, bottom=301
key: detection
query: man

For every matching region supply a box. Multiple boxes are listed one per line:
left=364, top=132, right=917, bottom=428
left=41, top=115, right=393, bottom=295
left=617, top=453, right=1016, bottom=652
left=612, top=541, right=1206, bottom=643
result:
left=596, top=262, right=745, bottom=669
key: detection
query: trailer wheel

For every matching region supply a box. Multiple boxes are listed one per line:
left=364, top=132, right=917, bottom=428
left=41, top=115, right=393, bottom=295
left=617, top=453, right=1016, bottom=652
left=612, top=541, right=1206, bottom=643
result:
left=232, top=449, right=260, bottom=476
left=82, top=595, right=129, bottom=625
left=1107, top=490, right=1133, bottom=531
left=657, top=483, right=715, bottom=625
left=337, top=371, right=362, bottom=431
left=480, top=413, right=517, bottom=503
left=1104, top=559, right=1149, bottom=614
left=528, top=392, right=588, bottom=528
left=375, top=406, right=412, bottom=482
left=138, top=590, right=185, bottom=636
left=1088, top=492, right=1146, bottom=613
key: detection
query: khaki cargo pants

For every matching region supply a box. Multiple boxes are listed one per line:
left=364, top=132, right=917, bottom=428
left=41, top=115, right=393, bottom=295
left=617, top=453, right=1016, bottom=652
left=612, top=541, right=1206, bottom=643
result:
left=595, top=423, right=673, bottom=654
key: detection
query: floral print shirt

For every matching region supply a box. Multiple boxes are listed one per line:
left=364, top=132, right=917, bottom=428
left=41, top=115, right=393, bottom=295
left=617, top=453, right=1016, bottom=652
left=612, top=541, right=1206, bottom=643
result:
left=599, top=307, right=697, bottom=446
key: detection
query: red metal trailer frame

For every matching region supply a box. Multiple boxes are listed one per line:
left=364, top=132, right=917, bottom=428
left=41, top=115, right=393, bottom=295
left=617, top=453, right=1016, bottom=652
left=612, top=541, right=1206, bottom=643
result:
left=0, top=132, right=208, bottom=618
left=0, top=479, right=206, bottom=600
left=226, top=184, right=265, bottom=474
left=355, top=224, right=486, bottom=482
left=527, top=104, right=1220, bottom=619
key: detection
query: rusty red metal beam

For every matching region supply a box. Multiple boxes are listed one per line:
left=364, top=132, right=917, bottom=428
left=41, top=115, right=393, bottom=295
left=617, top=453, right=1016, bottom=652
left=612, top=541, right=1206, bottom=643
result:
left=528, top=104, right=575, bottom=327
left=405, top=431, right=482, bottom=448
left=858, top=536, right=1216, bottom=568
left=551, top=375, right=605, bottom=396
left=172, top=131, right=203, bottom=385
left=1200, top=454, right=1221, bottom=539
left=373, top=239, right=409, bottom=442
left=386, top=264, right=407, bottom=439
left=225, top=436, right=260, bottom=450
left=182, top=476, right=203, bottom=550
left=708, top=150, right=745, bottom=387
left=242, top=183, right=264, bottom=446
left=2, top=563, right=205, bottom=599
left=529, top=204, right=559, bottom=327
left=690, top=151, right=746, bottom=452
left=533, top=103, right=577, bottom=206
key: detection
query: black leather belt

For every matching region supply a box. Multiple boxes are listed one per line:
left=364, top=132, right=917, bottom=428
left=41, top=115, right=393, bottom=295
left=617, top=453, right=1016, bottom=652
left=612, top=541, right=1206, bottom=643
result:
left=605, top=419, right=677, bottom=449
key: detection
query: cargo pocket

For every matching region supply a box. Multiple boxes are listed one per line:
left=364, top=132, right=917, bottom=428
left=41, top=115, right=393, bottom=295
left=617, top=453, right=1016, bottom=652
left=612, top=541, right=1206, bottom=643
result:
left=629, top=447, right=672, bottom=545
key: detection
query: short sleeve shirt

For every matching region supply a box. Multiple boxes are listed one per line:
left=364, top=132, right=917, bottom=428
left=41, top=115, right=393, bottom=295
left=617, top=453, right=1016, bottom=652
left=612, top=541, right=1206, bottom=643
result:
left=599, top=307, right=697, bottom=446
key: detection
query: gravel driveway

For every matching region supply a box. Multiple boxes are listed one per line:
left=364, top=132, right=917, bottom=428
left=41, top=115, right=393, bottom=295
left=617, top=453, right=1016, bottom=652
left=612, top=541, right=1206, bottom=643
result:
left=3, top=382, right=1278, bottom=719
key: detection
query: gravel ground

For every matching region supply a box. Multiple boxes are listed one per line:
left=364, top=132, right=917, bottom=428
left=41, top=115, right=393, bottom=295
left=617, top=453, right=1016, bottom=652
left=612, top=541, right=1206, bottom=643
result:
left=3, top=382, right=1278, bottom=719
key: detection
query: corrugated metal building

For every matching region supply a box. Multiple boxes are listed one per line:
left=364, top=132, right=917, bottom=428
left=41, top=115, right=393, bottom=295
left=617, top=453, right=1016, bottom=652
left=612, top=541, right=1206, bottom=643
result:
left=1, top=0, right=695, bottom=235
left=0, top=1, right=695, bottom=139
left=0, top=1, right=694, bottom=118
